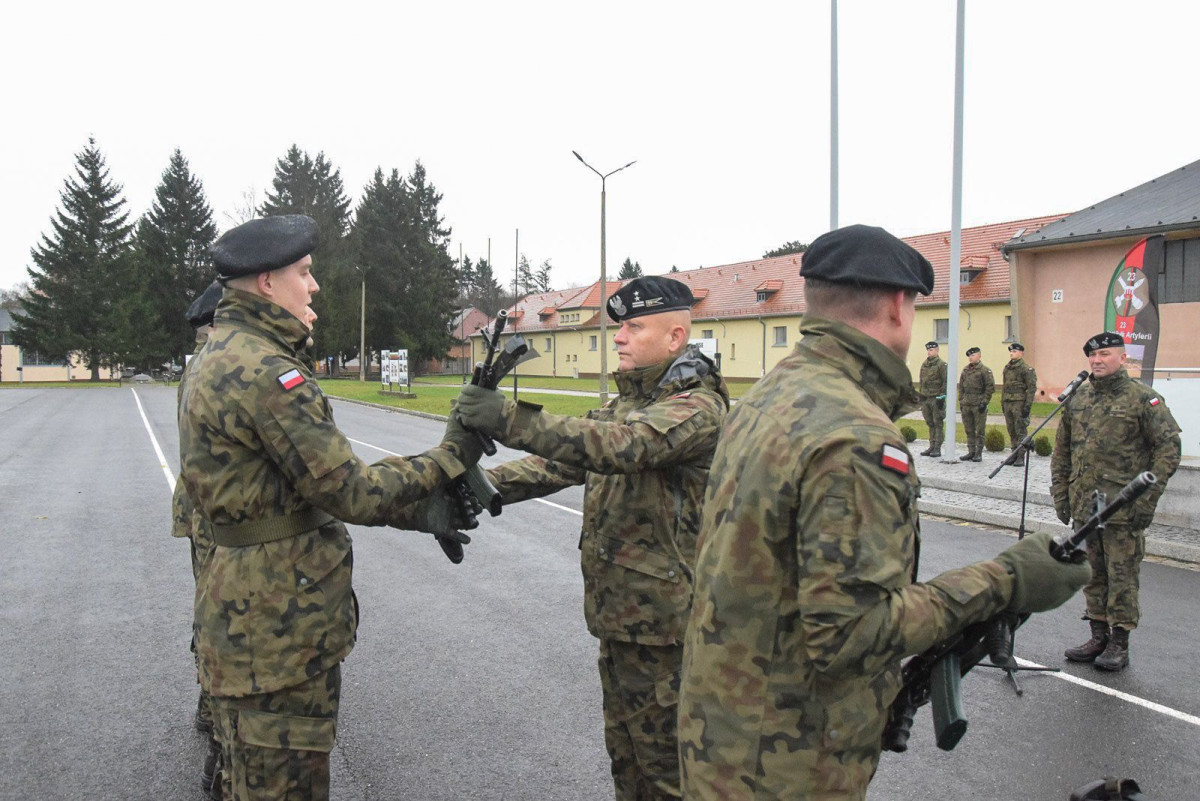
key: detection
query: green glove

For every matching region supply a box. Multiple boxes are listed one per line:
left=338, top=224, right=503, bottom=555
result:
left=405, top=488, right=475, bottom=564
left=1130, top=496, right=1156, bottom=530
left=428, top=413, right=483, bottom=479
left=979, top=402, right=989, bottom=414
left=455, top=384, right=512, bottom=439
left=1054, top=499, right=1071, bottom=526
left=994, top=532, right=1091, bottom=614
left=1023, top=404, right=1032, bottom=418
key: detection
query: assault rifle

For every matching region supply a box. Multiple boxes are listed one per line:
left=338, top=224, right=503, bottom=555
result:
left=883, top=471, right=1157, bottom=753
left=447, top=311, right=532, bottom=543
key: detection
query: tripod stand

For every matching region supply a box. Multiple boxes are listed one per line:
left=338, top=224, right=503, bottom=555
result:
left=981, top=386, right=1081, bottom=694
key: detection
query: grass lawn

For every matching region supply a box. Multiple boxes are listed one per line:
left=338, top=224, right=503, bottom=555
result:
left=413, top=373, right=758, bottom=399
left=319, top=379, right=604, bottom=418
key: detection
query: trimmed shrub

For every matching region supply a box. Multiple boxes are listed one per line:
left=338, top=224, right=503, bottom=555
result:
left=984, top=427, right=1006, bottom=452
left=1034, top=434, right=1053, bottom=457
left=900, top=425, right=918, bottom=443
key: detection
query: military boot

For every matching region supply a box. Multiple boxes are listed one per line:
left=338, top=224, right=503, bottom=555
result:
left=1064, top=619, right=1110, bottom=662
left=919, top=446, right=933, bottom=456
left=970, top=450, right=983, bottom=462
left=1094, top=627, right=1130, bottom=671
left=928, top=446, right=942, bottom=458
left=1011, top=449, right=1026, bottom=467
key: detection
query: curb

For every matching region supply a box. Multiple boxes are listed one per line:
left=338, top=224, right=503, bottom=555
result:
left=328, top=395, right=449, bottom=422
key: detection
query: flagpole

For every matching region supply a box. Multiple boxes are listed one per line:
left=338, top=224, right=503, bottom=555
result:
left=942, top=0, right=966, bottom=463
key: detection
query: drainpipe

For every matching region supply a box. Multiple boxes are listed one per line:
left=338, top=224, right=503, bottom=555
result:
left=758, top=317, right=767, bottom=377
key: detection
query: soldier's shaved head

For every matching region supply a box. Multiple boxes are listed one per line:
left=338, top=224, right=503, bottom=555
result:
left=803, top=277, right=917, bottom=359
left=613, top=308, right=691, bottom=371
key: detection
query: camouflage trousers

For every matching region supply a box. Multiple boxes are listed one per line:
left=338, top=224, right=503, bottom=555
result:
left=1002, top=401, right=1029, bottom=449
left=190, top=533, right=216, bottom=731
left=211, top=665, right=340, bottom=801
left=921, top=399, right=945, bottom=448
left=598, top=640, right=683, bottom=801
left=1083, top=524, right=1145, bottom=630
left=960, top=404, right=988, bottom=453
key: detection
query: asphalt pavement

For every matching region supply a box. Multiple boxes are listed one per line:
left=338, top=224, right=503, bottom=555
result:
left=0, top=385, right=1197, bottom=801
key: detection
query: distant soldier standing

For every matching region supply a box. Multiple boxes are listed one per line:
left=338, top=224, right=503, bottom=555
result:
left=1053, top=332, right=1180, bottom=671
left=1001, top=342, right=1038, bottom=464
left=179, top=215, right=481, bottom=800
left=918, top=340, right=947, bottom=457
left=957, top=346, right=994, bottom=462
left=173, top=280, right=224, bottom=796
left=454, top=276, right=730, bottom=801
left=677, top=225, right=1089, bottom=800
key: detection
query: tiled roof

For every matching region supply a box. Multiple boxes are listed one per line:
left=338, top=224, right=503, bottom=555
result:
left=500, top=287, right=595, bottom=333
left=904, top=213, right=1068, bottom=306
left=475, top=215, right=1071, bottom=335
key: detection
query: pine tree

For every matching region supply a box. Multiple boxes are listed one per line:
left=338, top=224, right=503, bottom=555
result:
left=517, top=255, right=537, bottom=295
left=619, top=257, right=643, bottom=279
left=763, top=240, right=809, bottom=258
left=134, top=148, right=218, bottom=363
left=259, top=145, right=354, bottom=369
left=14, top=138, right=133, bottom=379
left=535, top=259, right=553, bottom=293
left=471, top=258, right=506, bottom=316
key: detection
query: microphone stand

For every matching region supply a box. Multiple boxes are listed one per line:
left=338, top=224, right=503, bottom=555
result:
left=981, top=380, right=1083, bottom=695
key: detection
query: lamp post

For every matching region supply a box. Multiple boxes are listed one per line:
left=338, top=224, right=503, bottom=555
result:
left=572, top=150, right=635, bottom=404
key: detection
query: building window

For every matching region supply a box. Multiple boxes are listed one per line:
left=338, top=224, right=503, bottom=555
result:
left=545, top=338, right=552, bottom=351
left=772, top=326, right=787, bottom=346
left=934, top=318, right=949, bottom=343
left=1004, top=315, right=1014, bottom=341
left=1161, top=236, right=1200, bottom=303
left=23, top=350, right=66, bottom=366
left=589, top=335, right=597, bottom=351
left=0, top=331, right=11, bottom=345
left=702, top=329, right=713, bottom=339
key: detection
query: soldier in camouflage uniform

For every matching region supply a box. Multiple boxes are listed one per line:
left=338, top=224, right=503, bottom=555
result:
left=917, top=341, right=947, bottom=457
left=1053, top=332, right=1180, bottom=672
left=454, top=276, right=730, bottom=801
left=957, top=346, right=994, bottom=462
left=178, top=215, right=481, bottom=801
left=678, top=225, right=1090, bottom=801
left=1001, top=342, right=1038, bottom=465
left=172, top=279, right=224, bottom=795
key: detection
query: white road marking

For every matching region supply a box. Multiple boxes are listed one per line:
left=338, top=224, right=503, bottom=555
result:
left=351, top=437, right=1195, bottom=726
left=1012, top=657, right=1200, bottom=727
left=131, top=388, right=176, bottom=492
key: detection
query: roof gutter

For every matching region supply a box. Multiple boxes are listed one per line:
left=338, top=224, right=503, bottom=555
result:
left=1003, top=220, right=1200, bottom=254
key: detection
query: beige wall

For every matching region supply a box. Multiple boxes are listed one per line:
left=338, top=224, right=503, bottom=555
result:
left=692, top=317, right=802, bottom=380
left=1013, top=238, right=1200, bottom=395
left=0, top=345, right=117, bottom=382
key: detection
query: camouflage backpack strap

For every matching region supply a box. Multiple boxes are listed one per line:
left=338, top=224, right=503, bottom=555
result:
left=212, top=507, right=335, bottom=547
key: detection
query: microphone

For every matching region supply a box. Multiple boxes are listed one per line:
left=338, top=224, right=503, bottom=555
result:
left=1057, top=370, right=1091, bottom=402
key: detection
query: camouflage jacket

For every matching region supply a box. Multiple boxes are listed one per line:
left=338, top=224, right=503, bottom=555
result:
left=957, top=361, right=995, bottom=407
left=171, top=338, right=206, bottom=541
left=917, top=355, right=947, bottom=400
left=1001, top=358, right=1038, bottom=404
left=179, top=289, right=465, bottom=697
left=1051, top=368, right=1181, bottom=525
left=486, top=348, right=730, bottom=646
left=679, top=319, right=1014, bottom=800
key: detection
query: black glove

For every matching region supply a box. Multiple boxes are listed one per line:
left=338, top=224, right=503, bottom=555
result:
left=979, top=402, right=989, bottom=414
left=1054, top=497, right=1071, bottom=525
left=406, top=488, right=477, bottom=564
left=1023, top=404, right=1032, bottom=418
left=1130, top=496, right=1156, bottom=530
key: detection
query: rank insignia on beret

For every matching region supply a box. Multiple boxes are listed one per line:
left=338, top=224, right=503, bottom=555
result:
left=609, top=295, right=627, bottom=317
left=880, top=444, right=910, bottom=475
left=278, top=369, right=305, bottom=391
left=1149, top=397, right=1161, bottom=406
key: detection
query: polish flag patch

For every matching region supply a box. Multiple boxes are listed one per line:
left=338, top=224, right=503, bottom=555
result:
left=672, top=392, right=692, bottom=399
left=1149, top=397, right=1161, bottom=406
left=278, top=369, right=305, bottom=391
left=880, top=444, right=910, bottom=475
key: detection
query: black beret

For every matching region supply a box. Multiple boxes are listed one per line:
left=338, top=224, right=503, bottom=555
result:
left=925, top=341, right=939, bottom=349
left=607, top=276, right=694, bottom=322
left=1008, top=342, right=1025, bottom=352
left=1083, top=331, right=1125, bottom=355
left=966, top=346, right=981, bottom=356
left=186, top=280, right=224, bottom=328
left=800, top=224, right=934, bottom=295
left=211, top=215, right=319, bottom=279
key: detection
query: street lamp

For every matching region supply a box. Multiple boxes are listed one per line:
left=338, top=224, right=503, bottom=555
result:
left=572, top=150, right=636, bottom=404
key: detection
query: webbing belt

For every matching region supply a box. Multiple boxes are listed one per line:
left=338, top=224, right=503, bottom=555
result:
left=212, top=508, right=335, bottom=547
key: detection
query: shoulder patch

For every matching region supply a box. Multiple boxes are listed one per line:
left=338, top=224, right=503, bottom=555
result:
left=1149, top=396, right=1161, bottom=406
left=277, top=369, right=305, bottom=391
left=880, top=444, right=910, bottom=475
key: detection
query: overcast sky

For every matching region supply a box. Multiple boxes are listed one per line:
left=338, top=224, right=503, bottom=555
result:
left=3, top=1, right=1197, bottom=295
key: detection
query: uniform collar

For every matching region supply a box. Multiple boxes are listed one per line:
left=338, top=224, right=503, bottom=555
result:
left=214, top=287, right=311, bottom=354
left=1090, top=366, right=1129, bottom=394
left=799, top=317, right=921, bottom=421
left=613, top=358, right=673, bottom=400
